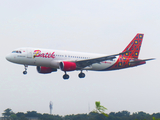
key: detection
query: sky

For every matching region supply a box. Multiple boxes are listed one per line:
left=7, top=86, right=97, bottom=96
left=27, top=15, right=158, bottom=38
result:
left=0, top=0, right=160, bottom=116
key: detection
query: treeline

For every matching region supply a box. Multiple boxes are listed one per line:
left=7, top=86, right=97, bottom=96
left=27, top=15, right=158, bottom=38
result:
left=2, top=108, right=160, bottom=120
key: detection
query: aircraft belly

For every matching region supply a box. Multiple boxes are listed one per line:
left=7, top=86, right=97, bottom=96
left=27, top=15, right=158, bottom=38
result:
left=24, top=57, right=59, bottom=68
left=50, top=60, right=60, bottom=68
left=34, top=58, right=52, bottom=67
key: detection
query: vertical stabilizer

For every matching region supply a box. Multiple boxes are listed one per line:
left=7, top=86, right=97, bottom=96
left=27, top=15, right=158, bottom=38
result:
left=122, top=33, right=144, bottom=59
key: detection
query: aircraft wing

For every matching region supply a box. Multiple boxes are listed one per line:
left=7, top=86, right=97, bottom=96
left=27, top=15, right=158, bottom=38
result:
left=129, top=58, right=155, bottom=64
left=73, top=51, right=129, bottom=69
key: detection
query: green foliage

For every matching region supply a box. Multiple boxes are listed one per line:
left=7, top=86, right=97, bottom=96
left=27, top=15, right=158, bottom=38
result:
left=92, top=101, right=108, bottom=117
left=2, top=108, right=160, bottom=120
left=10, top=114, right=17, bottom=120
left=153, top=117, right=160, bottom=120
left=64, top=114, right=88, bottom=120
left=2, top=108, right=14, bottom=117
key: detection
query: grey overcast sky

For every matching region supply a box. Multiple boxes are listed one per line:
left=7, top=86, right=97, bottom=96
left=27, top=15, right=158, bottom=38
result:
left=0, top=0, right=160, bottom=116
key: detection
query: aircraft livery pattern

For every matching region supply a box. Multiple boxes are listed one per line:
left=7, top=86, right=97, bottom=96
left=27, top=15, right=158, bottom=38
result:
left=104, top=34, right=144, bottom=71
left=122, top=33, right=143, bottom=59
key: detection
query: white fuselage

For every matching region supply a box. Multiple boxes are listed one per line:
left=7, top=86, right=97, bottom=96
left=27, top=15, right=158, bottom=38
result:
left=6, top=48, right=118, bottom=71
left=5, top=34, right=150, bottom=79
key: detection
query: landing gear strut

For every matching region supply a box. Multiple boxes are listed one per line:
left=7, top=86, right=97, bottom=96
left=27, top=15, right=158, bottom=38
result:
left=63, top=72, right=69, bottom=80
left=23, top=65, right=28, bottom=75
left=78, top=71, right=85, bottom=78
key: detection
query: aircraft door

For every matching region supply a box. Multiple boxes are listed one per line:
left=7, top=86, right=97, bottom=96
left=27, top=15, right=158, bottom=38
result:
left=27, top=48, right=32, bottom=58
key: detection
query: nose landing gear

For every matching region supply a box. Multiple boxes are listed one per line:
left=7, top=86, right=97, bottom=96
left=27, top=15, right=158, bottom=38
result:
left=23, top=65, right=28, bottom=75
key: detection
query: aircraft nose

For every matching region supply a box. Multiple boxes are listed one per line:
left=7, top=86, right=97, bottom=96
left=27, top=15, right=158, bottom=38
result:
left=6, top=54, right=12, bottom=61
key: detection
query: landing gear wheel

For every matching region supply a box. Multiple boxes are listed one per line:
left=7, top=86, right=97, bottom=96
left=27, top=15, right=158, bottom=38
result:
left=78, top=72, right=85, bottom=78
left=63, top=74, right=69, bottom=80
left=23, top=65, right=28, bottom=75
left=23, top=71, right=27, bottom=75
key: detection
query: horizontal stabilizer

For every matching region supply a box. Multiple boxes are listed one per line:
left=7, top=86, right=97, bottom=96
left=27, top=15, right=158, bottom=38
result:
left=130, top=58, right=155, bottom=64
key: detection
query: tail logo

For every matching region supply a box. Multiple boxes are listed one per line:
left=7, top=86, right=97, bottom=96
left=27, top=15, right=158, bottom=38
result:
left=122, top=33, right=144, bottom=59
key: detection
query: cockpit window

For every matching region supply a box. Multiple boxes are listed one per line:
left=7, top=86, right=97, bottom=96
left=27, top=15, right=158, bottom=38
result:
left=12, top=51, right=22, bottom=53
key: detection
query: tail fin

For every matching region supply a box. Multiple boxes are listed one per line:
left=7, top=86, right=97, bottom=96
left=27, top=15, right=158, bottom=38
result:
left=122, top=33, right=144, bottom=59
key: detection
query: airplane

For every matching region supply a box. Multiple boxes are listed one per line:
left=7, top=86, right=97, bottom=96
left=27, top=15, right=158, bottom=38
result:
left=6, top=33, right=154, bottom=80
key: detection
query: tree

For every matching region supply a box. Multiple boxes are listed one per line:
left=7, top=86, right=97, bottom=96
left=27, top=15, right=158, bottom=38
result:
left=26, top=111, right=38, bottom=117
left=153, top=113, right=160, bottom=119
left=153, top=117, right=160, bottom=120
left=16, top=112, right=25, bottom=117
left=2, top=108, right=14, bottom=117
left=92, top=101, right=108, bottom=117
left=10, top=114, right=17, bottom=120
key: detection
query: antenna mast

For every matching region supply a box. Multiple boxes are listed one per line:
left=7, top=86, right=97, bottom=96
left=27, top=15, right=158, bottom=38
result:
left=49, top=101, right=53, bottom=114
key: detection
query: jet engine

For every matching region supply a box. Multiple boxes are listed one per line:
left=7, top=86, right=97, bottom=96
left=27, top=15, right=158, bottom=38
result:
left=59, top=61, right=76, bottom=71
left=37, top=66, right=57, bottom=74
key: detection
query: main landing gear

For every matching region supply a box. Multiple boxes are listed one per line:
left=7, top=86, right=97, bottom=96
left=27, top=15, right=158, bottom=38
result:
left=62, top=71, right=86, bottom=80
left=23, top=65, right=28, bottom=75
left=78, top=71, right=85, bottom=78
left=63, top=72, right=69, bottom=80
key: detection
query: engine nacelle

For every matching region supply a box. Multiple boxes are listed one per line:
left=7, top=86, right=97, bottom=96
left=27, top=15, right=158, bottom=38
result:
left=37, top=66, right=57, bottom=74
left=59, top=61, right=76, bottom=71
